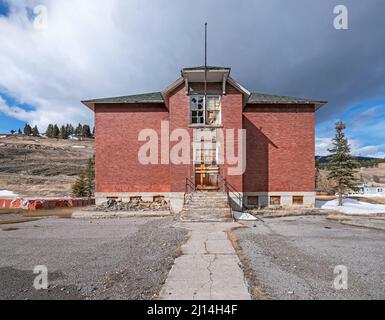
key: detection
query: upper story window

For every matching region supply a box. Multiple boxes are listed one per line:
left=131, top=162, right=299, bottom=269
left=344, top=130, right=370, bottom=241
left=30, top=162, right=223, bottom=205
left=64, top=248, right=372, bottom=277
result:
left=190, top=95, right=222, bottom=126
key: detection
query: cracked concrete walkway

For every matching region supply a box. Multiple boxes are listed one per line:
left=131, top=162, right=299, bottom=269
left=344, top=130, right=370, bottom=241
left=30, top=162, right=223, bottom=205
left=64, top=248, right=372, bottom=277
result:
left=159, top=222, right=251, bottom=300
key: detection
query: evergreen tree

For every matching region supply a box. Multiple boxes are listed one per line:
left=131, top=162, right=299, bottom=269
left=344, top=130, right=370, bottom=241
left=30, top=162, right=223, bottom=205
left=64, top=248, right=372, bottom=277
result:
left=10, top=130, right=16, bottom=135
left=82, top=124, right=92, bottom=138
left=23, top=124, right=32, bottom=136
left=18, top=128, right=22, bottom=135
left=53, top=125, right=60, bottom=138
left=328, top=121, right=358, bottom=206
left=75, top=123, right=83, bottom=136
left=32, top=125, right=40, bottom=136
left=71, top=172, right=87, bottom=197
left=66, top=124, right=74, bottom=137
left=59, top=125, right=68, bottom=139
left=46, top=124, right=54, bottom=138
left=84, top=157, right=95, bottom=197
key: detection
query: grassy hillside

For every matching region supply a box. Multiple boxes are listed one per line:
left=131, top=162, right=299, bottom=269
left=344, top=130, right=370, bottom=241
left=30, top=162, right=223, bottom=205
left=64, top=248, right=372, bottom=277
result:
left=0, top=135, right=94, bottom=197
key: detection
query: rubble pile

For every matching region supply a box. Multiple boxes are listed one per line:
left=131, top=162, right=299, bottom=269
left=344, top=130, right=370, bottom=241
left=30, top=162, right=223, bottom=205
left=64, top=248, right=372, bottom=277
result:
left=95, top=198, right=170, bottom=212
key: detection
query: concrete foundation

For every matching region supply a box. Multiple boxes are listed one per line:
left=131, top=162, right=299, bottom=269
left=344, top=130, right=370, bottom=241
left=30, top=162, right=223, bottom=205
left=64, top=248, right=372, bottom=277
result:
left=96, top=191, right=315, bottom=213
left=243, top=192, right=316, bottom=208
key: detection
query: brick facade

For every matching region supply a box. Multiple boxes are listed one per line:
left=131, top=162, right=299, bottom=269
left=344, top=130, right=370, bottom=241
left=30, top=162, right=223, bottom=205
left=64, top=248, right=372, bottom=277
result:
left=243, top=105, right=315, bottom=193
left=95, top=103, right=170, bottom=193
left=87, top=66, right=323, bottom=210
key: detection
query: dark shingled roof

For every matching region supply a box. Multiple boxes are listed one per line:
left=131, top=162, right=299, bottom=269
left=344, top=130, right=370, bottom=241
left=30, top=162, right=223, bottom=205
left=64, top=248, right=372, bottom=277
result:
left=82, top=91, right=325, bottom=108
left=248, top=92, right=326, bottom=105
left=82, top=92, right=164, bottom=104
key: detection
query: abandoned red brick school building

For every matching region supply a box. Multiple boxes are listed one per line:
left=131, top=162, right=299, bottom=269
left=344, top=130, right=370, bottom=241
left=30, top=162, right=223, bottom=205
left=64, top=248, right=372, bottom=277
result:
left=82, top=66, right=326, bottom=212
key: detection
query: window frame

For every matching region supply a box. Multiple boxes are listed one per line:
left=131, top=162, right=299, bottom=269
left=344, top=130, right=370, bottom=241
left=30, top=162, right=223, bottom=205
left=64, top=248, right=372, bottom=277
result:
left=292, top=196, right=304, bottom=205
left=189, top=94, right=222, bottom=126
left=270, top=196, right=281, bottom=206
left=247, top=196, right=259, bottom=207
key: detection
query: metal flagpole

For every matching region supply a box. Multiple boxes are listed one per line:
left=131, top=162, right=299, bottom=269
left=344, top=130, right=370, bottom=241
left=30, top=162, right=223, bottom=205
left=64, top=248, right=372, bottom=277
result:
left=204, top=22, right=208, bottom=121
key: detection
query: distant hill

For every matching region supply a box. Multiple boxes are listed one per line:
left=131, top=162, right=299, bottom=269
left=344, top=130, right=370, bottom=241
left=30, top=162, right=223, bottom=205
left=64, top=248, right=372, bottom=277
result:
left=0, top=135, right=94, bottom=197
left=316, top=155, right=382, bottom=164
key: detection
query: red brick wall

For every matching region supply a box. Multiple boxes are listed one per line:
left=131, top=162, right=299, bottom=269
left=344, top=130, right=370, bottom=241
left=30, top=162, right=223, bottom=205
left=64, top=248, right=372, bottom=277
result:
left=95, top=103, right=170, bottom=193
left=220, top=83, right=244, bottom=191
left=169, top=84, right=194, bottom=192
left=243, top=105, right=315, bottom=192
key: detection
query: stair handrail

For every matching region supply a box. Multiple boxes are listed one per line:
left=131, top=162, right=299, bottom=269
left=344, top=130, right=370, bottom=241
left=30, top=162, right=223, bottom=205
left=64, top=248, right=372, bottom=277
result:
left=219, top=176, right=248, bottom=212
left=184, top=177, right=199, bottom=205
left=219, top=176, right=264, bottom=222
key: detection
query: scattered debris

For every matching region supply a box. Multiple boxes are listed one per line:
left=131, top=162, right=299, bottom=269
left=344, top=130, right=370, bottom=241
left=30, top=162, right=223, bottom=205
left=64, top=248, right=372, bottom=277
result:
left=95, top=198, right=170, bottom=212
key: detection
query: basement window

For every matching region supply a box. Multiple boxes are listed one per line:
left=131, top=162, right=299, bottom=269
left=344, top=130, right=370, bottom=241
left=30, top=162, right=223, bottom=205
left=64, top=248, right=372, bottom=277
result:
left=247, top=196, right=259, bottom=207
left=292, top=196, right=304, bottom=205
left=270, top=196, right=281, bottom=206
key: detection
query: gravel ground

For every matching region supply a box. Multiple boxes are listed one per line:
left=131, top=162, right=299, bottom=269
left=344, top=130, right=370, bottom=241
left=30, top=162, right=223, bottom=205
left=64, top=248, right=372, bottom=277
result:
left=0, top=217, right=187, bottom=300
left=234, top=216, right=385, bottom=300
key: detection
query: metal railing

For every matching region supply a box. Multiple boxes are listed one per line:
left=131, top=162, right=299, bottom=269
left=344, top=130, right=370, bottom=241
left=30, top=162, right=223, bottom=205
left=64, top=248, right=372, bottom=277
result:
left=220, top=176, right=265, bottom=220
left=184, top=177, right=201, bottom=205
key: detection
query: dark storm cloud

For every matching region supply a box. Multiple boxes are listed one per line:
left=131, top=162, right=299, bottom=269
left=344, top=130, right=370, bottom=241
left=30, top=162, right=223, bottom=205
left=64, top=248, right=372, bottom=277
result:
left=1, top=0, right=384, bottom=129
left=144, top=0, right=385, bottom=125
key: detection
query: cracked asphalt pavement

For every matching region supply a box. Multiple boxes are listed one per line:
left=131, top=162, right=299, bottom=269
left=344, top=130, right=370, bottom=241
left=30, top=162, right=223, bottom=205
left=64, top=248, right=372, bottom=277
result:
left=0, top=217, right=187, bottom=300
left=234, top=216, right=385, bottom=300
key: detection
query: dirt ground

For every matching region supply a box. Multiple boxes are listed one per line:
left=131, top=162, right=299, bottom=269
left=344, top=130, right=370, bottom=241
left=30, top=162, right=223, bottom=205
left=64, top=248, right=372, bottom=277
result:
left=0, top=135, right=94, bottom=197
left=0, top=216, right=187, bottom=300
left=233, top=216, right=385, bottom=300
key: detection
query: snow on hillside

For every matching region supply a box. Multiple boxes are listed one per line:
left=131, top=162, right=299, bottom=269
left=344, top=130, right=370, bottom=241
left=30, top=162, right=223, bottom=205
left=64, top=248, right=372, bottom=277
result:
left=0, top=190, right=18, bottom=197
left=321, top=198, right=385, bottom=215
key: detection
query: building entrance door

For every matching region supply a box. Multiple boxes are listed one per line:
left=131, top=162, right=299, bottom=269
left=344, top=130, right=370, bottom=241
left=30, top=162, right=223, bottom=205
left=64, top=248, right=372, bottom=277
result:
left=195, top=163, right=219, bottom=190
left=193, top=129, right=220, bottom=191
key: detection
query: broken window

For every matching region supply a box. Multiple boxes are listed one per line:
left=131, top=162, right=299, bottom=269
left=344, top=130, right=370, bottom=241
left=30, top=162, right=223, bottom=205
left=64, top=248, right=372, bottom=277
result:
left=190, top=95, right=221, bottom=126
left=190, top=96, right=205, bottom=124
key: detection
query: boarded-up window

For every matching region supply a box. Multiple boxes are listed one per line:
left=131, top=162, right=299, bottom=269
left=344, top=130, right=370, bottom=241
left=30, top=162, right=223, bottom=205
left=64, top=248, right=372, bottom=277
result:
left=293, top=196, right=304, bottom=205
left=247, top=196, right=259, bottom=206
left=130, top=196, right=142, bottom=202
left=270, top=196, right=281, bottom=206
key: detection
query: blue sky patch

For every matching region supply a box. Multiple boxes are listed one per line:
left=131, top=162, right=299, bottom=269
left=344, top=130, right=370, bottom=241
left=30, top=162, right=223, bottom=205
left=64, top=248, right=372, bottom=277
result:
left=0, top=0, right=9, bottom=17
left=316, top=99, right=385, bottom=158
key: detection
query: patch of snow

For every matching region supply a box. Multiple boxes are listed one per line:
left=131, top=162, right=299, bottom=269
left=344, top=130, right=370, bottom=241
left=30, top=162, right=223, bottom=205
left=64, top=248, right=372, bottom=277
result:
left=357, top=194, right=385, bottom=198
left=321, top=198, right=385, bottom=215
left=0, top=135, right=7, bottom=139
left=71, top=145, right=86, bottom=149
left=0, top=190, right=19, bottom=197
left=234, top=211, right=258, bottom=221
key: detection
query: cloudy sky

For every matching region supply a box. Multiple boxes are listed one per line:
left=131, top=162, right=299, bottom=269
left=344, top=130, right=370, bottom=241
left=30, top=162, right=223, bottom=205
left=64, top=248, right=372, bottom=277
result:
left=0, top=0, right=384, bottom=157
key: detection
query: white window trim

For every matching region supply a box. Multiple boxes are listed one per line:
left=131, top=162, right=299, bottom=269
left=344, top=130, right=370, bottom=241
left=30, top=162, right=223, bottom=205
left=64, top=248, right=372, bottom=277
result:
left=189, top=94, right=222, bottom=126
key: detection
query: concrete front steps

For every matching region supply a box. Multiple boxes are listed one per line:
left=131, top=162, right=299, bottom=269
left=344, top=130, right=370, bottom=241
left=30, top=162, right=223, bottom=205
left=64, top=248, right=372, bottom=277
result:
left=181, top=192, right=233, bottom=222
